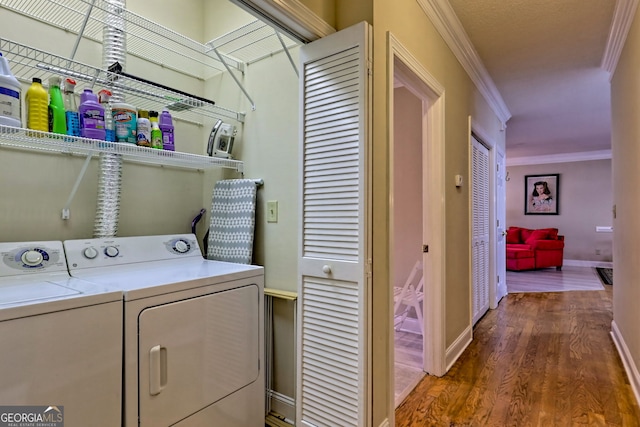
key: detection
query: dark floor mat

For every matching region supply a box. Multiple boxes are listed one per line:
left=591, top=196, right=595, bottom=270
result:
left=595, top=267, right=613, bottom=285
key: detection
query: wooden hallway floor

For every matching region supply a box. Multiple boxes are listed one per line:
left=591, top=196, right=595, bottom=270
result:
left=395, top=287, right=640, bottom=426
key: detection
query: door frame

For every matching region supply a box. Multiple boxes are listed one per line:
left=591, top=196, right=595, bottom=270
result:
left=388, top=32, right=446, bottom=414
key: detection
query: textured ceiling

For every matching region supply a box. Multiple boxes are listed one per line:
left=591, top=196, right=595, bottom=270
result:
left=448, top=0, right=616, bottom=158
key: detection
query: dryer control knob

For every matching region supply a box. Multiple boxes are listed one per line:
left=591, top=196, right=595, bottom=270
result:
left=104, top=246, right=119, bottom=258
left=173, top=239, right=190, bottom=253
left=83, top=247, right=99, bottom=259
left=21, top=250, right=43, bottom=266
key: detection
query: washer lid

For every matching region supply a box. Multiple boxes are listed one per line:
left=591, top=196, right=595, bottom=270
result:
left=0, top=280, right=81, bottom=305
left=0, top=274, right=123, bottom=322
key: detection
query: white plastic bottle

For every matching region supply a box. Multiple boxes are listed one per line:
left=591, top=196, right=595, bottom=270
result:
left=0, top=52, right=22, bottom=127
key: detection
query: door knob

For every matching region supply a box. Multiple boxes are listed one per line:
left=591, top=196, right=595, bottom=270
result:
left=322, top=265, right=332, bottom=274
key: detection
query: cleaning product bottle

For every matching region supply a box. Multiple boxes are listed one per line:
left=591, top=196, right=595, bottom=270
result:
left=149, top=110, right=162, bottom=149
left=63, top=78, right=80, bottom=137
left=0, top=52, right=22, bottom=128
left=48, top=76, right=66, bottom=134
left=78, top=88, right=106, bottom=140
left=159, top=110, right=174, bottom=151
left=136, top=109, right=151, bottom=147
left=98, top=89, right=114, bottom=142
left=26, top=77, right=49, bottom=133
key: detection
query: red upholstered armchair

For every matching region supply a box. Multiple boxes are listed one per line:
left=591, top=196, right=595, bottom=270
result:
left=506, top=227, right=565, bottom=271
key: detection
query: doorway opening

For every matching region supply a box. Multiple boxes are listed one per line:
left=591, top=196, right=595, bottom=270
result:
left=388, top=32, right=446, bottom=415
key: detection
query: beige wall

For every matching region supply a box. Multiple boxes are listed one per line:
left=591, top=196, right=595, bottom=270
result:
left=506, top=160, right=613, bottom=262
left=611, top=2, right=640, bottom=390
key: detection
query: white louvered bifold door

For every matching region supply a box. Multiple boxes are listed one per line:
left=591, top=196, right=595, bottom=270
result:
left=297, top=22, right=371, bottom=427
left=471, top=136, right=490, bottom=325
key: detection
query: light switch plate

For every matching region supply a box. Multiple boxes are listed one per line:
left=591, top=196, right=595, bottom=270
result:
left=267, top=201, right=278, bottom=223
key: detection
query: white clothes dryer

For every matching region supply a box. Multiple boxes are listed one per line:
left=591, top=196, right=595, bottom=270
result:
left=0, top=240, right=122, bottom=426
left=64, top=234, right=265, bottom=427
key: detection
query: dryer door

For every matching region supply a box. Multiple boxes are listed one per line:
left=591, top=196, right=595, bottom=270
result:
left=138, top=284, right=260, bottom=426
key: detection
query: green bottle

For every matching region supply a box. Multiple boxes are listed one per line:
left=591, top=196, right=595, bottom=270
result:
left=48, top=75, right=67, bottom=134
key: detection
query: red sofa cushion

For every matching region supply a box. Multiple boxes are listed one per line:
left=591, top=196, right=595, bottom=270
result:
left=506, top=227, right=521, bottom=244
left=520, top=228, right=534, bottom=242
left=530, top=239, right=564, bottom=250
left=507, top=243, right=532, bottom=250
left=540, top=228, right=559, bottom=240
left=506, top=248, right=534, bottom=259
left=525, top=229, right=551, bottom=244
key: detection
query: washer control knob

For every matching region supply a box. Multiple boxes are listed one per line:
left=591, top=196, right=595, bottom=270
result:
left=22, top=250, right=44, bottom=266
left=173, top=239, right=190, bottom=253
left=104, top=246, right=119, bottom=258
left=83, top=247, right=99, bottom=259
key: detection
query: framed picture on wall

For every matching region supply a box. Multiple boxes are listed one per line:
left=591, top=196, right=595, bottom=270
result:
left=525, top=174, right=559, bottom=215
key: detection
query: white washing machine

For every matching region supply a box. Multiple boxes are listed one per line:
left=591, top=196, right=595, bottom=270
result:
left=0, top=240, right=122, bottom=426
left=64, top=234, right=265, bottom=427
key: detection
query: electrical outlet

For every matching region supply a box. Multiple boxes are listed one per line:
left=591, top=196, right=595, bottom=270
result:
left=595, top=249, right=601, bottom=255
left=267, top=200, right=278, bottom=223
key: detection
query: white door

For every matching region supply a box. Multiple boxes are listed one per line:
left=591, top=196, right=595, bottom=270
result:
left=495, top=148, right=507, bottom=303
left=297, top=22, right=371, bottom=427
left=471, top=136, right=490, bottom=324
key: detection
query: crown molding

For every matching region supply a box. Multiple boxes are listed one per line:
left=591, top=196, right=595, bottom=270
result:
left=416, top=0, right=511, bottom=126
left=506, top=149, right=612, bottom=167
left=602, top=0, right=639, bottom=78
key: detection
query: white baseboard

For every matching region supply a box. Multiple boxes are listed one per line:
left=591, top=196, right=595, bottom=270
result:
left=446, top=324, right=472, bottom=371
left=610, top=321, right=640, bottom=407
left=564, top=259, right=613, bottom=268
left=378, top=419, right=390, bottom=427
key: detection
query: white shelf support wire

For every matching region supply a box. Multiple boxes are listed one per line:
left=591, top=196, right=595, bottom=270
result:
left=62, top=152, right=94, bottom=220
left=69, top=0, right=97, bottom=62
left=275, top=31, right=299, bottom=78
left=210, top=45, right=256, bottom=111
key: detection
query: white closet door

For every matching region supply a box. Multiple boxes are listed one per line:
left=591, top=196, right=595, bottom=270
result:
left=298, top=22, right=371, bottom=427
left=471, top=136, right=490, bottom=324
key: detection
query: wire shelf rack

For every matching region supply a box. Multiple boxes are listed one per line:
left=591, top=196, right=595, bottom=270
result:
left=206, top=19, right=300, bottom=66
left=0, top=125, right=243, bottom=171
left=1, top=0, right=300, bottom=76
left=0, top=38, right=245, bottom=123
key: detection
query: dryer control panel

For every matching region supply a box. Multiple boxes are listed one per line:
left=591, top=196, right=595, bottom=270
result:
left=0, top=241, right=66, bottom=275
left=64, top=234, right=202, bottom=269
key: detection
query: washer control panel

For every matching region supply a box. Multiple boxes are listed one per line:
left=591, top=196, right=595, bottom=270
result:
left=64, top=234, right=201, bottom=269
left=0, top=241, right=66, bottom=275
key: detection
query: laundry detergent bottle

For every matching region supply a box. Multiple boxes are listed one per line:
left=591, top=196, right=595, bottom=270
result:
left=78, top=88, right=105, bottom=140
left=0, top=52, right=22, bottom=128
left=26, top=77, right=49, bottom=133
